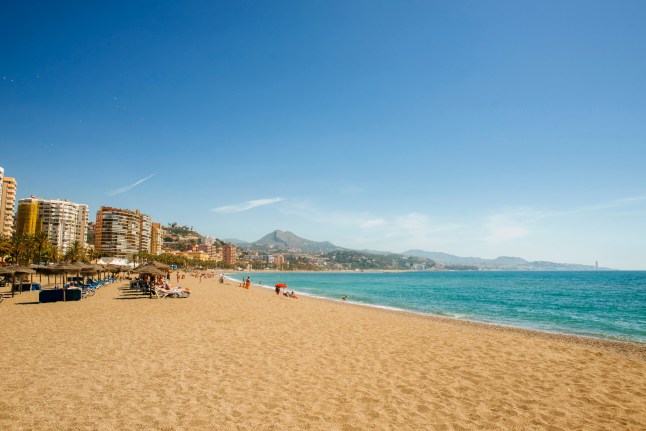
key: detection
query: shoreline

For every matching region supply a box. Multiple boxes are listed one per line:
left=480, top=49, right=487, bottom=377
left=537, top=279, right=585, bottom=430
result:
left=226, top=273, right=646, bottom=350
left=257, top=281, right=646, bottom=358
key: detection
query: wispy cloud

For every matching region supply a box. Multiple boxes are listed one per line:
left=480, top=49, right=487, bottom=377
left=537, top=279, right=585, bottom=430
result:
left=211, top=197, right=283, bottom=213
left=359, top=218, right=386, bottom=229
left=481, top=195, right=646, bottom=243
left=107, top=173, right=155, bottom=196
left=279, top=201, right=465, bottom=249
left=483, top=211, right=532, bottom=243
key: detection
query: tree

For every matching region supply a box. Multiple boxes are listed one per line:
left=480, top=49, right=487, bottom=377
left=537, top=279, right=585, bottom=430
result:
left=0, top=235, right=11, bottom=263
left=32, top=232, right=51, bottom=264
left=8, top=235, right=31, bottom=265
left=64, top=241, right=87, bottom=262
left=87, top=248, right=101, bottom=263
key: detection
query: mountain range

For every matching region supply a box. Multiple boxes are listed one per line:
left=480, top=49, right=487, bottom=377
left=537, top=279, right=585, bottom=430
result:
left=402, top=250, right=608, bottom=271
left=227, top=230, right=608, bottom=270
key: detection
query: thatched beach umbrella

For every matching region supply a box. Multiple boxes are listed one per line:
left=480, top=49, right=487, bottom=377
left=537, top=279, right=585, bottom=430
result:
left=151, top=261, right=171, bottom=271
left=30, top=264, right=49, bottom=284
left=0, top=266, right=16, bottom=297
left=134, top=264, right=166, bottom=298
left=52, top=262, right=82, bottom=302
left=11, top=266, right=36, bottom=297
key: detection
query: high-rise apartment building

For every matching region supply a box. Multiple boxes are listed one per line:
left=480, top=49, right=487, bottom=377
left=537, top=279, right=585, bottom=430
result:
left=95, top=206, right=153, bottom=257
left=14, top=196, right=88, bottom=253
left=223, top=243, right=237, bottom=265
left=15, top=199, right=39, bottom=236
left=0, top=176, right=17, bottom=236
left=151, top=222, right=164, bottom=255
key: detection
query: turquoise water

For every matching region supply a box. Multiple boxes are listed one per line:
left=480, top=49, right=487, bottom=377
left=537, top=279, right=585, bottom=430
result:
left=231, top=271, right=646, bottom=343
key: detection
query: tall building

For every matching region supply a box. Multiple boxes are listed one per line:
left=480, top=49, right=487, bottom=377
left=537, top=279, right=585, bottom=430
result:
left=95, top=206, right=153, bottom=258
left=223, top=243, right=237, bottom=265
left=151, top=222, right=164, bottom=255
left=0, top=176, right=17, bottom=236
left=14, top=196, right=88, bottom=253
left=15, top=198, right=39, bottom=236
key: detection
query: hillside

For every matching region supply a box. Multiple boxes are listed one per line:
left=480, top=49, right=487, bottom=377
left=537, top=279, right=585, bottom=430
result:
left=253, top=230, right=341, bottom=253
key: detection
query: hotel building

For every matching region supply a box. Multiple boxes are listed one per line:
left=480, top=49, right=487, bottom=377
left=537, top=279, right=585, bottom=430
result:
left=15, top=196, right=89, bottom=253
left=222, top=243, right=237, bottom=265
left=95, top=206, right=154, bottom=257
left=0, top=175, right=17, bottom=236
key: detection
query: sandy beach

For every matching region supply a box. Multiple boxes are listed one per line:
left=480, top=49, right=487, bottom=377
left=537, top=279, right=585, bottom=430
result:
left=1, top=274, right=644, bottom=430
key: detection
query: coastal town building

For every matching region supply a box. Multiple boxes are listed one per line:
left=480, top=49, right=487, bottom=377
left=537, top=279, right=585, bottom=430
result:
left=223, top=243, right=237, bottom=265
left=170, top=250, right=210, bottom=261
left=0, top=175, right=17, bottom=236
left=151, top=222, right=164, bottom=255
left=196, top=244, right=221, bottom=260
left=200, top=235, right=215, bottom=245
left=14, top=196, right=89, bottom=253
left=95, top=206, right=153, bottom=258
left=86, top=221, right=96, bottom=246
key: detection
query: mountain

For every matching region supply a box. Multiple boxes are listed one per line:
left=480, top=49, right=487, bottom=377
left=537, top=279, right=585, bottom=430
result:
left=402, top=250, right=607, bottom=270
left=225, top=238, right=251, bottom=246
left=252, top=230, right=342, bottom=253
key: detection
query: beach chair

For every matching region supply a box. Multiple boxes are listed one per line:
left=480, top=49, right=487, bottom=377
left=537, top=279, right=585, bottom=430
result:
left=174, top=289, right=190, bottom=298
left=154, top=286, right=177, bottom=299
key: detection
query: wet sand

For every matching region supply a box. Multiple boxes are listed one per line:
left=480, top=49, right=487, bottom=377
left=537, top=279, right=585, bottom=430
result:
left=0, top=275, right=644, bottom=430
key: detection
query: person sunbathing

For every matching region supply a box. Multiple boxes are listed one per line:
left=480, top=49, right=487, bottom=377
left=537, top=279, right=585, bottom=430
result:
left=157, top=284, right=174, bottom=294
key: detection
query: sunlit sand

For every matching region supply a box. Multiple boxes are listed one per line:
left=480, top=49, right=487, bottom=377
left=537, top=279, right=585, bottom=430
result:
left=1, top=275, right=644, bottom=430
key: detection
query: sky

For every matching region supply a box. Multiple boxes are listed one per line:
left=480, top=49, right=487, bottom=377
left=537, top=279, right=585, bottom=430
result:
left=1, top=1, right=645, bottom=269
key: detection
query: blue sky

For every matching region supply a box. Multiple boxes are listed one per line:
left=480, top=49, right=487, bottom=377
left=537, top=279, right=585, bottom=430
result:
left=1, top=1, right=645, bottom=269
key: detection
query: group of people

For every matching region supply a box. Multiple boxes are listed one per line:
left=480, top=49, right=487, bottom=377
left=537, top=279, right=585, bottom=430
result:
left=239, top=277, right=251, bottom=289
left=274, top=283, right=298, bottom=299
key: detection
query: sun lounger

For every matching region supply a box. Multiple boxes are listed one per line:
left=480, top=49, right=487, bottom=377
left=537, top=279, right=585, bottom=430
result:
left=174, top=289, right=190, bottom=298
left=154, top=286, right=177, bottom=299
left=153, top=286, right=190, bottom=299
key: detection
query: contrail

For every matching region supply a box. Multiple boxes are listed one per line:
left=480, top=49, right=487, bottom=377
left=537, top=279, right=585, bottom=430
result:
left=108, top=173, right=156, bottom=196
left=211, top=197, right=283, bottom=213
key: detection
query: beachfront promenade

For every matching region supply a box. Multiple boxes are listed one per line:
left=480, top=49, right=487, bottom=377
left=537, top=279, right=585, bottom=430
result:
left=1, top=275, right=644, bottom=430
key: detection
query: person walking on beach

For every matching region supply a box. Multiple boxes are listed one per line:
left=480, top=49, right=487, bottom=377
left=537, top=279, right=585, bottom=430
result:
left=244, top=277, right=250, bottom=289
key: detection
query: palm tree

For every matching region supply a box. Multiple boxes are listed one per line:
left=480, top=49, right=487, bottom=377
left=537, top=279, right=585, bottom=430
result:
left=31, top=232, right=51, bottom=264
left=64, top=241, right=87, bottom=262
left=0, top=234, right=11, bottom=263
left=8, top=235, right=30, bottom=265
left=87, top=248, right=101, bottom=263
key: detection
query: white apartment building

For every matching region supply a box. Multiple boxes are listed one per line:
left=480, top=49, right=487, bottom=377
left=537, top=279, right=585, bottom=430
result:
left=15, top=196, right=89, bottom=253
left=0, top=176, right=18, bottom=236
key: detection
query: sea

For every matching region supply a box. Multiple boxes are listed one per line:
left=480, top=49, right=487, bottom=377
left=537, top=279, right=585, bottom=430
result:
left=229, top=271, right=646, bottom=343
